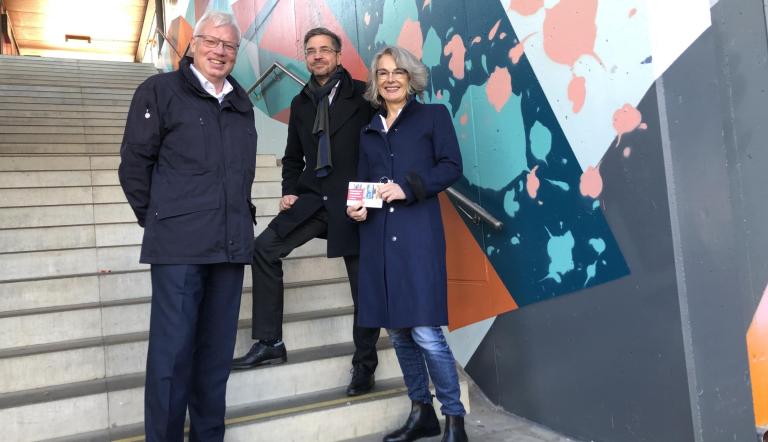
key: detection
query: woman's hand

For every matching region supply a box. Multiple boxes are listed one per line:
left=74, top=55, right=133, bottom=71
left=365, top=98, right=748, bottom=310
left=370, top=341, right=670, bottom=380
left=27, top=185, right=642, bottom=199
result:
left=347, top=203, right=367, bottom=222
left=377, top=183, right=406, bottom=203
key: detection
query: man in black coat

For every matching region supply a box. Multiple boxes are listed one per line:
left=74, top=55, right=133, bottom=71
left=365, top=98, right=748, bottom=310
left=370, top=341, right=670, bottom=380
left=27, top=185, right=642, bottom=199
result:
left=118, top=11, right=256, bottom=441
left=231, top=27, right=381, bottom=396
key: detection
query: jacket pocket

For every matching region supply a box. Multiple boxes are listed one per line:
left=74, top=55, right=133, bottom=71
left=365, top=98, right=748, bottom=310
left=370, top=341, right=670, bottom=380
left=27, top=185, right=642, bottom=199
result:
left=156, top=194, right=220, bottom=220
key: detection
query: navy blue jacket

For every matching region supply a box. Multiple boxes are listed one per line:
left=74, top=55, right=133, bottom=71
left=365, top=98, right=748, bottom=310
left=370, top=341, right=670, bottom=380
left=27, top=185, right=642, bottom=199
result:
left=356, top=100, right=463, bottom=328
left=118, top=57, right=257, bottom=264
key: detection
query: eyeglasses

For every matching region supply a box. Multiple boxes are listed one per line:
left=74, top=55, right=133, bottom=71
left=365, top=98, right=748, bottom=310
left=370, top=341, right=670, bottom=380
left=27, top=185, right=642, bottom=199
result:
left=376, top=68, right=408, bottom=80
left=194, top=34, right=239, bottom=54
left=305, top=46, right=338, bottom=57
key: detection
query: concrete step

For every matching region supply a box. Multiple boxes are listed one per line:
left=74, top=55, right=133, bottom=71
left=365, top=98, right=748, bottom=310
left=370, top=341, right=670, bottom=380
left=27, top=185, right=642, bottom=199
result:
left=0, top=125, right=125, bottom=135
left=0, top=302, right=359, bottom=392
left=0, top=117, right=127, bottom=127
left=0, top=134, right=123, bottom=144
left=0, top=235, right=342, bottom=279
left=0, top=95, right=132, bottom=106
left=0, top=154, right=277, bottom=171
left=0, top=84, right=138, bottom=96
left=0, top=342, right=404, bottom=441
left=0, top=68, right=155, bottom=80
left=0, top=109, right=127, bottom=119
left=0, top=143, right=121, bottom=154
left=0, top=103, right=131, bottom=113
left=0, top=264, right=348, bottom=317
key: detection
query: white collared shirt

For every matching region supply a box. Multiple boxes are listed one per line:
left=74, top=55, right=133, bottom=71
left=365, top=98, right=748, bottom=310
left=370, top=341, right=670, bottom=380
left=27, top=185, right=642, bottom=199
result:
left=379, top=107, right=403, bottom=132
left=190, top=64, right=233, bottom=104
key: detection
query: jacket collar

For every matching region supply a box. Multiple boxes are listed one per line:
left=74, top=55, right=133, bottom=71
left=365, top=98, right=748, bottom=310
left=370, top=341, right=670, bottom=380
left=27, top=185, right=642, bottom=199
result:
left=180, top=56, right=252, bottom=113
left=364, top=96, right=420, bottom=133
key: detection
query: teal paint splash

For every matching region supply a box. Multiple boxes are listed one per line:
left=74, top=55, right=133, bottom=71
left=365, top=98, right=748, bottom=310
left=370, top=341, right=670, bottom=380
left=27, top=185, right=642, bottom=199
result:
left=375, top=0, right=418, bottom=44
left=584, top=262, right=597, bottom=286
left=545, top=179, right=570, bottom=192
left=545, top=230, right=575, bottom=283
left=511, top=236, right=520, bottom=245
left=530, top=121, right=552, bottom=163
left=460, top=84, right=527, bottom=190
left=503, top=188, right=520, bottom=217
left=422, top=28, right=442, bottom=68
left=487, top=246, right=496, bottom=256
left=589, top=238, right=606, bottom=255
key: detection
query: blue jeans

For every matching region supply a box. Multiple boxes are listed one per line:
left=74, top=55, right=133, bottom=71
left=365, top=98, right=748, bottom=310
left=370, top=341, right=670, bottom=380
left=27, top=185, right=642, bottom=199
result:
left=387, top=326, right=466, bottom=416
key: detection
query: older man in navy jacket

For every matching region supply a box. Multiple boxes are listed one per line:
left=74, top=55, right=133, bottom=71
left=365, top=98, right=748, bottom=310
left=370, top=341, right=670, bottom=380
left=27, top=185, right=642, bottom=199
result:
left=118, top=10, right=256, bottom=441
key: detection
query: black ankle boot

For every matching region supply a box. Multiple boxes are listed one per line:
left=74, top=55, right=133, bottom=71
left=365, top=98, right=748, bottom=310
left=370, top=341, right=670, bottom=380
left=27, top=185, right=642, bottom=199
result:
left=441, top=415, right=468, bottom=442
left=383, top=401, right=441, bottom=442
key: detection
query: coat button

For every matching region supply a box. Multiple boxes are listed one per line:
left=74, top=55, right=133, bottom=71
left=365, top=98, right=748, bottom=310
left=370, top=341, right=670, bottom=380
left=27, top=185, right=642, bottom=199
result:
left=229, top=240, right=234, bottom=245
left=389, top=207, right=395, bottom=213
left=392, top=236, right=397, bottom=242
left=322, top=195, right=328, bottom=201
left=390, top=153, right=394, bottom=158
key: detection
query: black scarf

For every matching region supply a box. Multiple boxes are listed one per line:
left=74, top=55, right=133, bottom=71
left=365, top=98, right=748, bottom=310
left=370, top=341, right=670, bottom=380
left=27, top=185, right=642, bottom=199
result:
left=304, top=68, right=348, bottom=177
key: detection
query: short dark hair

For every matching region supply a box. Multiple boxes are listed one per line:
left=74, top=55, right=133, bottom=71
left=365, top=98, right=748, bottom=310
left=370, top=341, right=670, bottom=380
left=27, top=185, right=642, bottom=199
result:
left=303, top=27, right=342, bottom=52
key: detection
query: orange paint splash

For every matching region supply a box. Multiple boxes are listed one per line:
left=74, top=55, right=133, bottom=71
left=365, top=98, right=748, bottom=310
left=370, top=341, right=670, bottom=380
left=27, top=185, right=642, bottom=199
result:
left=579, top=166, right=603, bottom=198
left=500, top=32, right=507, bottom=39
left=397, top=19, right=424, bottom=60
left=639, top=122, right=648, bottom=130
left=568, top=74, right=586, bottom=113
left=489, top=20, right=502, bottom=40
left=623, top=147, right=631, bottom=158
left=486, top=66, right=512, bottom=112
left=471, top=36, right=482, bottom=46
left=444, top=35, right=467, bottom=80
left=508, top=32, right=535, bottom=65
left=542, top=0, right=602, bottom=67
left=527, top=165, right=540, bottom=199
left=460, top=113, right=468, bottom=125
left=509, top=0, right=544, bottom=16
left=613, top=103, right=643, bottom=145
left=629, top=7, right=637, bottom=17
left=748, top=285, right=768, bottom=425
left=364, top=12, right=371, bottom=26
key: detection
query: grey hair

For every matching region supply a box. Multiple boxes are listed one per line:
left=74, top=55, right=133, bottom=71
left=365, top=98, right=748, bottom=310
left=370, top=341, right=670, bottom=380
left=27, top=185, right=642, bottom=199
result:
left=364, top=46, right=428, bottom=108
left=193, top=10, right=242, bottom=42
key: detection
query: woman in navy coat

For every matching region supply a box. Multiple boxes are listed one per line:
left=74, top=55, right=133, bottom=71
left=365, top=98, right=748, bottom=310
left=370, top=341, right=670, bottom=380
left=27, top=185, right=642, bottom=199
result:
left=347, top=46, right=467, bottom=442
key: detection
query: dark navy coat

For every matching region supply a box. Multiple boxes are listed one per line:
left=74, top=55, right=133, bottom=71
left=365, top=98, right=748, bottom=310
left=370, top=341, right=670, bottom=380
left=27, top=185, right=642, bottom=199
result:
left=356, top=100, right=463, bottom=328
left=269, top=68, right=375, bottom=258
left=118, top=57, right=257, bottom=264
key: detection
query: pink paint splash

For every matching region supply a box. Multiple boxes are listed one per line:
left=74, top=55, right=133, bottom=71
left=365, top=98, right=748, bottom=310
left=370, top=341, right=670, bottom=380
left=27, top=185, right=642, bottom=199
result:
left=567, top=74, right=586, bottom=113
left=509, top=0, right=544, bottom=16
left=542, top=0, right=603, bottom=67
left=623, top=147, right=632, bottom=158
left=527, top=165, right=540, bottom=199
left=471, top=36, right=482, bottom=46
left=508, top=32, right=535, bottom=64
left=500, top=32, right=507, bottom=39
left=486, top=66, right=512, bottom=112
left=489, top=20, right=501, bottom=40
left=460, top=113, right=468, bottom=125
left=364, top=12, right=371, bottom=26
left=579, top=166, right=603, bottom=198
left=423, top=0, right=431, bottom=9
left=397, top=19, right=424, bottom=60
left=436, top=90, right=443, bottom=99
left=444, top=35, right=467, bottom=80
left=629, top=8, right=637, bottom=18
left=613, top=103, right=643, bottom=145
left=639, top=123, right=648, bottom=130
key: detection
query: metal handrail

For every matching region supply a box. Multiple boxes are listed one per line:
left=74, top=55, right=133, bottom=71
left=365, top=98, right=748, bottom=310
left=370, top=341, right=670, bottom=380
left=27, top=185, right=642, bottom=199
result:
left=445, top=187, right=503, bottom=230
left=155, top=27, right=183, bottom=59
left=248, top=62, right=502, bottom=231
left=246, top=61, right=305, bottom=96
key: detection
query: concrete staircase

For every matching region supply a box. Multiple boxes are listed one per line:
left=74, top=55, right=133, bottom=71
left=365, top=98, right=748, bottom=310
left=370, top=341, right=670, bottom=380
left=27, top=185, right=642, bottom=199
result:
left=0, top=55, right=467, bottom=441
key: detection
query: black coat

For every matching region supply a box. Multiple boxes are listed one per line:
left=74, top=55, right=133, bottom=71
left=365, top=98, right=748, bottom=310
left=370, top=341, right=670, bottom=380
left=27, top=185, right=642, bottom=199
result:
left=118, top=57, right=257, bottom=264
left=268, top=68, right=375, bottom=257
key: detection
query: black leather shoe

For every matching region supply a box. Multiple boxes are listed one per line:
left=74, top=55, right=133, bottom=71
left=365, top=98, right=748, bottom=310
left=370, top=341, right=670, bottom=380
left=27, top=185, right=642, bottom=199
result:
left=231, top=341, right=287, bottom=370
left=346, top=364, right=375, bottom=396
left=441, top=415, right=468, bottom=442
left=383, top=401, right=441, bottom=442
